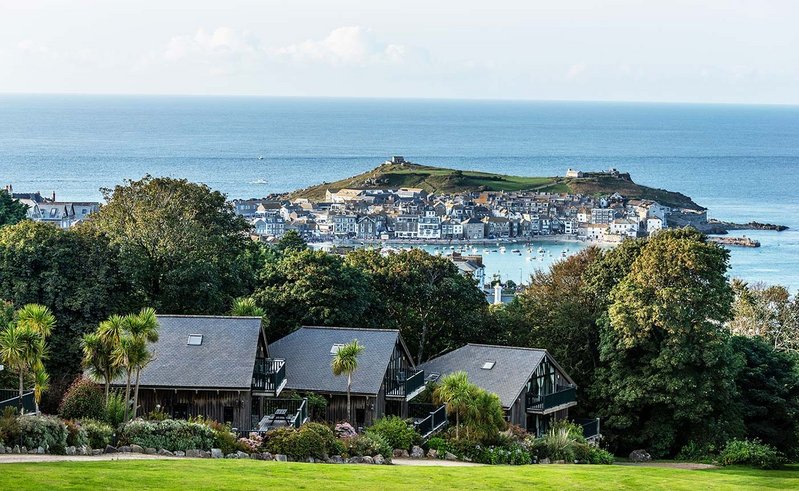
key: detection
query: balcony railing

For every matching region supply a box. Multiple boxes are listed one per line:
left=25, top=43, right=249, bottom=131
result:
left=573, top=417, right=601, bottom=441
left=385, top=368, right=425, bottom=400
left=413, top=404, right=447, bottom=438
left=0, top=390, right=35, bottom=414
left=526, top=385, right=577, bottom=413
left=246, top=398, right=309, bottom=435
left=252, top=358, right=286, bottom=396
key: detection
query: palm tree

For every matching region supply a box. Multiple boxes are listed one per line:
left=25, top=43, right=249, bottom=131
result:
left=33, top=363, right=49, bottom=414
left=464, top=389, right=506, bottom=441
left=331, top=339, right=365, bottom=423
left=113, top=334, right=137, bottom=423
left=231, top=297, right=266, bottom=318
left=82, top=331, right=121, bottom=402
left=126, top=308, right=159, bottom=419
left=433, top=371, right=475, bottom=440
left=0, top=304, right=54, bottom=414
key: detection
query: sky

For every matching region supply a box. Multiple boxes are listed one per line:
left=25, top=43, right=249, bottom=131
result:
left=0, top=0, right=797, bottom=104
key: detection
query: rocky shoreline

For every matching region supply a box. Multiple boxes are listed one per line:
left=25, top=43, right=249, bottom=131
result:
left=703, top=220, right=789, bottom=234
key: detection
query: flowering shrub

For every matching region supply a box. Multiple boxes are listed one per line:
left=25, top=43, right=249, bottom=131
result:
left=719, top=439, right=784, bottom=469
left=119, top=419, right=215, bottom=451
left=238, top=432, right=265, bottom=453
left=334, top=422, right=357, bottom=438
left=477, top=442, right=531, bottom=465
left=344, top=432, right=392, bottom=460
left=81, top=419, right=114, bottom=449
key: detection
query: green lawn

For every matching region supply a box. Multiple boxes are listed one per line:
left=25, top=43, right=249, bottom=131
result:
left=2, top=460, right=797, bottom=490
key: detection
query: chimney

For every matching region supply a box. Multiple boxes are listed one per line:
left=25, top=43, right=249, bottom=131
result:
left=493, top=283, right=503, bottom=305
left=52, top=191, right=56, bottom=201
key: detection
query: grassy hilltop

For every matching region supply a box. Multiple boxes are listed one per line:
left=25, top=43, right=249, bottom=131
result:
left=287, top=162, right=704, bottom=211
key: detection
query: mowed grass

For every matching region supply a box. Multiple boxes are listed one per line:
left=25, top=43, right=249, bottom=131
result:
left=1, top=460, right=797, bottom=490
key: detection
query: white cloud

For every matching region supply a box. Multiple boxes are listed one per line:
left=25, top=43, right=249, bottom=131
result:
left=271, top=26, right=409, bottom=66
left=163, top=27, right=260, bottom=61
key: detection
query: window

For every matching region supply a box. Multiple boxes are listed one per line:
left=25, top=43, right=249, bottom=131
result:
left=481, top=361, right=496, bottom=370
left=330, top=344, right=344, bottom=355
left=187, top=334, right=203, bottom=346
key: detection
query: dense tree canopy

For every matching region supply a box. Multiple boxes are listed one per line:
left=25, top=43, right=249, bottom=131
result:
left=0, top=221, right=133, bottom=407
left=347, top=248, right=493, bottom=364
left=253, top=248, right=372, bottom=341
left=594, top=229, right=741, bottom=456
left=83, top=176, right=257, bottom=314
left=0, top=190, right=28, bottom=227
left=728, top=280, right=798, bottom=354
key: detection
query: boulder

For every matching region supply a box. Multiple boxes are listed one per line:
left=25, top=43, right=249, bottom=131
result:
left=21, top=446, right=27, bottom=454
left=104, top=445, right=118, bottom=454
left=629, top=449, right=652, bottom=463
left=12, top=445, right=20, bottom=454
left=250, top=453, right=258, bottom=459
left=444, top=452, right=458, bottom=461
left=79, top=446, right=89, bottom=456
left=175, top=451, right=185, bottom=457
left=225, top=453, right=236, bottom=459
left=118, top=446, right=131, bottom=453
left=92, top=449, right=103, bottom=456
left=185, top=449, right=200, bottom=458
left=540, top=458, right=550, bottom=465
left=393, top=449, right=409, bottom=458
left=410, top=446, right=424, bottom=459
left=373, top=454, right=385, bottom=465
left=362, top=456, right=374, bottom=464
left=260, top=452, right=273, bottom=461
left=275, top=454, right=288, bottom=462
left=236, top=451, right=250, bottom=459
left=66, top=446, right=76, bottom=456
left=200, top=450, right=211, bottom=459
left=327, top=455, right=344, bottom=464
left=305, top=457, right=315, bottom=463
left=0, top=445, right=4, bottom=454
left=145, top=447, right=157, bottom=455
left=37, top=446, right=45, bottom=454
left=211, top=448, right=223, bottom=459
left=427, top=448, right=438, bottom=459
left=130, top=444, right=144, bottom=454
left=347, top=456, right=364, bottom=464
left=28, top=448, right=37, bottom=454
left=158, top=449, right=174, bottom=457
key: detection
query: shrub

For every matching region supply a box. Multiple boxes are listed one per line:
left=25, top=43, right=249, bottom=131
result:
left=302, top=422, right=336, bottom=454
left=146, top=408, right=169, bottom=421
left=676, top=441, right=717, bottom=463
left=585, top=446, right=615, bottom=465
left=17, top=415, right=68, bottom=453
left=64, top=420, right=88, bottom=448
left=426, top=436, right=451, bottom=456
left=334, top=422, right=357, bottom=439
left=366, top=416, right=418, bottom=450
left=344, top=433, right=392, bottom=460
left=58, top=378, right=106, bottom=422
left=0, top=407, right=19, bottom=445
left=238, top=432, right=265, bottom=453
left=263, top=424, right=336, bottom=460
left=263, top=426, right=296, bottom=456
left=477, top=442, right=531, bottom=465
left=719, top=439, right=784, bottom=469
left=104, top=391, right=125, bottom=428
left=81, top=419, right=114, bottom=449
left=119, top=419, right=215, bottom=451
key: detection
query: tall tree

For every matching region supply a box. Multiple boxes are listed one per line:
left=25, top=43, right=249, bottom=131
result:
left=594, top=229, right=741, bottom=456
left=0, top=190, right=28, bottom=227
left=347, top=248, right=492, bottom=364
left=126, top=308, right=159, bottom=419
left=728, top=280, right=799, bottom=354
left=331, top=339, right=364, bottom=423
left=81, top=331, right=120, bottom=402
left=0, top=221, right=132, bottom=407
left=433, top=371, right=476, bottom=440
left=253, top=249, right=372, bottom=341
left=82, top=176, right=256, bottom=314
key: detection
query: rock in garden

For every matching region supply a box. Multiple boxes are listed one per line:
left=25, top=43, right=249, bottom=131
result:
left=92, top=449, right=103, bottom=456
left=144, top=447, right=157, bottom=455
left=118, top=446, right=131, bottom=453
left=225, top=453, right=236, bottom=459
left=236, top=451, right=250, bottom=459
left=410, top=446, right=424, bottom=459
left=628, top=449, right=652, bottom=463
left=275, top=454, right=288, bottom=462
left=427, top=448, right=438, bottom=459
left=211, top=448, right=223, bottom=459
left=393, top=449, right=409, bottom=458
left=347, top=456, right=363, bottom=464
left=200, top=450, right=211, bottom=459
left=130, top=444, right=144, bottom=453
left=79, top=446, right=89, bottom=456
left=250, top=453, right=258, bottom=459
left=539, top=458, right=550, bottom=464
left=185, top=449, right=200, bottom=458
left=444, top=452, right=457, bottom=461
left=327, top=455, right=344, bottom=464
left=362, top=456, right=374, bottom=464
left=37, top=447, right=45, bottom=454
left=373, top=455, right=385, bottom=465
left=305, top=457, right=315, bottom=463
left=0, top=445, right=6, bottom=454
left=104, top=445, right=118, bottom=454
left=158, top=449, right=174, bottom=457
left=12, top=445, right=20, bottom=454
left=21, top=446, right=27, bottom=454
left=260, top=452, right=273, bottom=461
left=175, top=451, right=185, bottom=457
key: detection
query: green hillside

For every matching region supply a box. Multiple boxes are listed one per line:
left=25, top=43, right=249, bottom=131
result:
left=287, top=162, right=703, bottom=210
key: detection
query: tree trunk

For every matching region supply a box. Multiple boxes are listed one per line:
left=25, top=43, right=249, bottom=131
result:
left=104, top=374, right=111, bottom=404
left=123, top=370, right=132, bottom=423
left=133, top=369, right=141, bottom=419
left=346, top=373, right=352, bottom=423
left=455, top=412, right=459, bottom=440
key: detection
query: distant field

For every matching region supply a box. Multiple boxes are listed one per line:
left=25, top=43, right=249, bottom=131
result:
left=1, top=460, right=796, bottom=490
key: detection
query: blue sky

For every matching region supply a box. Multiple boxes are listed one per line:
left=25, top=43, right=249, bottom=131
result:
left=0, top=0, right=797, bottom=104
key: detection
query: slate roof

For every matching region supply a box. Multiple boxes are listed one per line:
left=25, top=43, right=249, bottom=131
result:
left=420, top=344, right=560, bottom=409
left=268, top=326, right=405, bottom=396
left=113, top=315, right=263, bottom=390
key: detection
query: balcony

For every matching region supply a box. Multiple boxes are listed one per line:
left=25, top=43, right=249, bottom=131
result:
left=385, top=368, right=426, bottom=401
left=526, top=385, right=577, bottom=414
left=252, top=358, right=287, bottom=397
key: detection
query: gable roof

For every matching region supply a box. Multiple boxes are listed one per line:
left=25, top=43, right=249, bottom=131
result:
left=115, top=315, right=264, bottom=390
left=420, top=344, right=572, bottom=409
left=268, top=326, right=409, bottom=396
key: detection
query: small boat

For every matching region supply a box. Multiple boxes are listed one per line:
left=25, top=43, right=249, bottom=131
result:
left=258, top=156, right=264, bottom=160
left=538, top=248, right=545, bottom=254
left=511, top=249, right=521, bottom=254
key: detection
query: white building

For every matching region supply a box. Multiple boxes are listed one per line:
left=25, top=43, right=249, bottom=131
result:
left=418, top=216, right=442, bottom=239
left=610, top=218, right=639, bottom=238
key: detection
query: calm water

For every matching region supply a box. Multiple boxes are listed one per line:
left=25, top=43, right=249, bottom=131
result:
left=1, top=95, right=798, bottom=289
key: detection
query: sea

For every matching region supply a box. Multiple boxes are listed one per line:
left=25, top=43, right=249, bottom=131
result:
left=1, top=95, right=798, bottom=290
